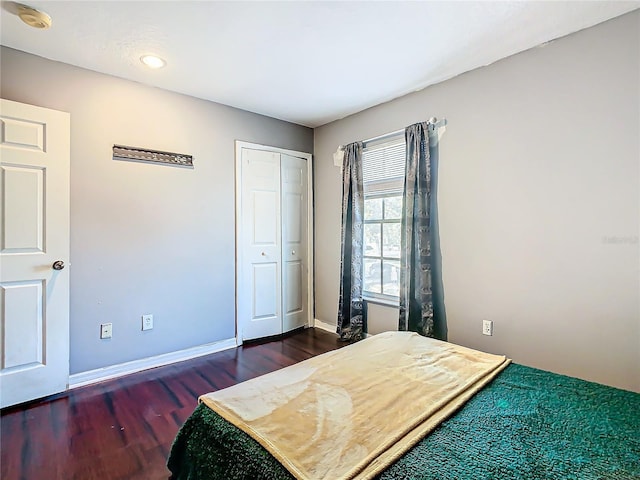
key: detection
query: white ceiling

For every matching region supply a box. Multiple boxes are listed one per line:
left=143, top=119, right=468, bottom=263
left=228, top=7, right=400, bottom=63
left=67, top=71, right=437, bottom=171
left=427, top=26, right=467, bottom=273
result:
left=1, top=1, right=638, bottom=127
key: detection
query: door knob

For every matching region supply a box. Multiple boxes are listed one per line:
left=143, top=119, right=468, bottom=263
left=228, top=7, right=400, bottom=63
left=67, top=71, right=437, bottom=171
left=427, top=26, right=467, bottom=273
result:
left=261, top=252, right=266, bottom=256
left=291, top=250, right=296, bottom=255
left=52, top=260, right=65, bottom=270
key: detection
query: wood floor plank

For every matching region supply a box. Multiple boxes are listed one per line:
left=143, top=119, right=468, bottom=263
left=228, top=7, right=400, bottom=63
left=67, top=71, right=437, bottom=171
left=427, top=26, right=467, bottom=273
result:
left=0, top=327, right=341, bottom=480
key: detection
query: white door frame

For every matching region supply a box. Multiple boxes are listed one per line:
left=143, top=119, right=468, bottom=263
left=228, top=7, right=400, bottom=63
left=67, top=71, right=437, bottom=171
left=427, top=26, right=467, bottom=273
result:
left=235, top=141, right=313, bottom=344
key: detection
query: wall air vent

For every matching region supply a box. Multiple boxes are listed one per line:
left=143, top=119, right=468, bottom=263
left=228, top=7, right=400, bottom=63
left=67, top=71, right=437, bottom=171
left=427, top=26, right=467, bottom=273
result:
left=113, top=144, right=193, bottom=168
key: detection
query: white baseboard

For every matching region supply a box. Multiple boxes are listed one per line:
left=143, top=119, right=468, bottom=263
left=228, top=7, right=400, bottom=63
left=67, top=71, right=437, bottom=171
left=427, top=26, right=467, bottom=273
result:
left=313, top=318, right=337, bottom=334
left=68, top=337, right=237, bottom=389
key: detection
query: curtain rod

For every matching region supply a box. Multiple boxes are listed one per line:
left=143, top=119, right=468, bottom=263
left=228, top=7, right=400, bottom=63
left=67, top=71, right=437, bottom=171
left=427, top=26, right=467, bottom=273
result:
left=359, top=117, right=445, bottom=147
left=334, top=118, right=446, bottom=162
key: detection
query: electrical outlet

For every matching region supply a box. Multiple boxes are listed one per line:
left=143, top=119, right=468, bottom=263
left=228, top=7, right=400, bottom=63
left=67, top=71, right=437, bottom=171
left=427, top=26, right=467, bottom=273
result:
left=482, top=320, right=493, bottom=336
left=100, top=323, right=112, bottom=339
left=142, top=314, right=153, bottom=331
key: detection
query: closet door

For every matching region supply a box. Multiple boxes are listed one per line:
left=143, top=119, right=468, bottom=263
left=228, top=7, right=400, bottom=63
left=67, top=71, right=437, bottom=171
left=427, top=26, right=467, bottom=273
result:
left=281, top=155, right=308, bottom=332
left=0, top=100, right=70, bottom=408
left=239, top=148, right=282, bottom=340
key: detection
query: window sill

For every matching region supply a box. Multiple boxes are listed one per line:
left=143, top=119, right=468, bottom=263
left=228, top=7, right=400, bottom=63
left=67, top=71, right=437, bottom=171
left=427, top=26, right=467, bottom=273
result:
left=364, top=296, right=399, bottom=308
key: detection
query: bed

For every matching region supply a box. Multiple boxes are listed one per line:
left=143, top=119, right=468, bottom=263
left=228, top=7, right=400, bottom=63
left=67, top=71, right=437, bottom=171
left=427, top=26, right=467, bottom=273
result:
left=167, top=332, right=640, bottom=480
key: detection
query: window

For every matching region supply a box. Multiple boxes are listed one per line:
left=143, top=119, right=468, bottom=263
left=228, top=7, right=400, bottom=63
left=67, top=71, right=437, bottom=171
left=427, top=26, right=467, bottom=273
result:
left=362, top=136, right=405, bottom=302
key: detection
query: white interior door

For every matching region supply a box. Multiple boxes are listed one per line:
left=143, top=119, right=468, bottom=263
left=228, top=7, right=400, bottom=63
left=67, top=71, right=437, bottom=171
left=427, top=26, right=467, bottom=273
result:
left=281, top=154, right=308, bottom=332
left=0, top=99, right=70, bottom=408
left=239, top=148, right=282, bottom=340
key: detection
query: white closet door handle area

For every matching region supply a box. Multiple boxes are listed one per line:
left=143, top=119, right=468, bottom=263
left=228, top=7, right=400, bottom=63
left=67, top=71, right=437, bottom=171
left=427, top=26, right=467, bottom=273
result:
left=291, top=250, right=296, bottom=255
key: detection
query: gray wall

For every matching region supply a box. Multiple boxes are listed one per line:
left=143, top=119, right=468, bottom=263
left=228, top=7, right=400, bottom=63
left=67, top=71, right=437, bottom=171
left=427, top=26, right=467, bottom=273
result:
left=314, top=11, right=640, bottom=392
left=1, top=47, right=313, bottom=374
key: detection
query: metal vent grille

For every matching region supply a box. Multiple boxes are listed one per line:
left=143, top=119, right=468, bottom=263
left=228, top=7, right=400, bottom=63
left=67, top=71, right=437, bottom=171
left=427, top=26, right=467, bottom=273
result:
left=113, top=144, right=193, bottom=167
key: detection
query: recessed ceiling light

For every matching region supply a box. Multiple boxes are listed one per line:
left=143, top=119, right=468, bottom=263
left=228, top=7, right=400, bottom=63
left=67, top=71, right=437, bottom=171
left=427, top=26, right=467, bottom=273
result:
left=140, top=55, right=166, bottom=69
left=17, top=4, right=52, bottom=29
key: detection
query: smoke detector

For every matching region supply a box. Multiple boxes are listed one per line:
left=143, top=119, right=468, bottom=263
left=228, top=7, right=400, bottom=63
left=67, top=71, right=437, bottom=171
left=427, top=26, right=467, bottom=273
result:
left=17, top=4, right=52, bottom=29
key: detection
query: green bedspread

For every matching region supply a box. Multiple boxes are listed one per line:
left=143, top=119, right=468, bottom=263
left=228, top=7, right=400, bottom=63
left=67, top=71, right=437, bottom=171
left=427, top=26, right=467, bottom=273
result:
left=167, top=364, right=640, bottom=480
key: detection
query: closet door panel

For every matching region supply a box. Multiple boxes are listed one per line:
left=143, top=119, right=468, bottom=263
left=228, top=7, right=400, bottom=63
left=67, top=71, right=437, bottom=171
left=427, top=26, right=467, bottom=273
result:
left=281, top=155, right=308, bottom=332
left=240, top=148, right=282, bottom=340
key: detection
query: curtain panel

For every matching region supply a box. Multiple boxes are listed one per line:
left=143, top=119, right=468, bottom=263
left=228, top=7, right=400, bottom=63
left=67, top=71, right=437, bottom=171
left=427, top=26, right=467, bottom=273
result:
left=399, top=123, right=434, bottom=337
left=337, top=142, right=366, bottom=341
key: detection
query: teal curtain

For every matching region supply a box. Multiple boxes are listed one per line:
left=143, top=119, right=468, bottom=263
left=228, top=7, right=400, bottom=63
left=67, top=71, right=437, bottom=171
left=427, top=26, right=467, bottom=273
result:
left=337, top=142, right=366, bottom=341
left=399, top=123, right=434, bottom=337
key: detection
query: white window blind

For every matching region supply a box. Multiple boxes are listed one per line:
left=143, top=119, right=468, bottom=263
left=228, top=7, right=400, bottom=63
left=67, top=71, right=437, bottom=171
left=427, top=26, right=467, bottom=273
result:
left=362, top=134, right=405, bottom=300
left=362, top=139, right=405, bottom=196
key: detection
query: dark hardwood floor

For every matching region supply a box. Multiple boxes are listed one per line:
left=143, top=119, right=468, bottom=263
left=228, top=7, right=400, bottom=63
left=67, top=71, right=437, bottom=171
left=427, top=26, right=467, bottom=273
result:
left=1, top=327, right=343, bottom=480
